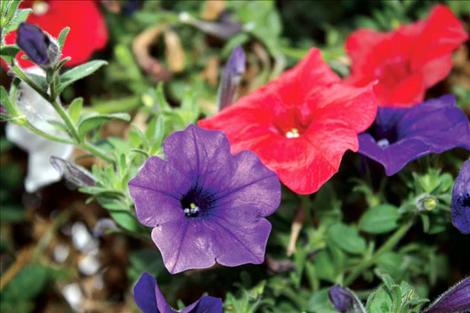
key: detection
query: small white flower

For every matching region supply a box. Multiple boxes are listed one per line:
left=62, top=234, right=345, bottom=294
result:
left=6, top=67, right=73, bottom=192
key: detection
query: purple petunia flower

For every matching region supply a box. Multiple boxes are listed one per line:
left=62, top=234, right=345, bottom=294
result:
left=128, top=125, right=281, bottom=274
left=134, top=272, right=223, bottom=313
left=452, top=160, right=470, bottom=234
left=359, top=95, right=470, bottom=176
left=423, top=277, right=470, bottom=313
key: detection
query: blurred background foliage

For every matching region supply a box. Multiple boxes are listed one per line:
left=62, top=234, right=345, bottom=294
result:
left=0, top=0, right=469, bottom=312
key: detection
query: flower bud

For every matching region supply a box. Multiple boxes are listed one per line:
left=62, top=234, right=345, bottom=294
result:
left=416, top=194, right=438, bottom=212
left=16, top=22, right=59, bottom=68
left=217, top=46, right=245, bottom=111
left=50, top=156, right=95, bottom=188
left=329, top=285, right=353, bottom=312
left=328, top=285, right=366, bottom=313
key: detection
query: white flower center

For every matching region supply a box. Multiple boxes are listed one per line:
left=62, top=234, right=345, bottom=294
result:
left=184, top=202, right=200, bottom=216
left=377, top=138, right=390, bottom=148
left=32, top=1, right=49, bottom=16
left=285, top=128, right=300, bottom=139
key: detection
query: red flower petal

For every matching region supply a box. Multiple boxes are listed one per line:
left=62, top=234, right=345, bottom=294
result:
left=5, top=0, right=108, bottom=68
left=200, top=49, right=377, bottom=194
left=345, top=5, right=467, bottom=107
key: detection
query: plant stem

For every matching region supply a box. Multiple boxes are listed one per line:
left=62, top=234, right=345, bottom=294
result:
left=344, top=219, right=414, bottom=285
left=50, top=98, right=80, bottom=142
left=81, top=141, right=113, bottom=163
left=24, top=121, right=74, bottom=144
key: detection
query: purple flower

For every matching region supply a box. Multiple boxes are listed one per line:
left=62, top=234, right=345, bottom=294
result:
left=16, top=23, right=59, bottom=68
left=328, top=285, right=366, bottom=313
left=217, top=46, right=246, bottom=111
left=423, top=277, right=470, bottom=313
left=359, top=95, right=470, bottom=176
left=128, top=125, right=281, bottom=274
left=452, top=160, right=470, bottom=234
left=134, top=272, right=223, bottom=313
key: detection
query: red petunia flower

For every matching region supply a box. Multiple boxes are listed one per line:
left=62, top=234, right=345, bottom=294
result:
left=345, top=5, right=468, bottom=108
left=5, top=0, right=108, bottom=68
left=199, top=49, right=377, bottom=195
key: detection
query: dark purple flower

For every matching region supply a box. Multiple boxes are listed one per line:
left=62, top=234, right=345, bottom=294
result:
left=359, top=95, right=470, bottom=175
left=423, top=277, right=470, bottom=313
left=16, top=23, right=59, bottom=68
left=128, top=125, right=281, bottom=274
left=134, top=272, right=223, bottom=313
left=452, top=160, right=470, bottom=234
left=218, top=46, right=246, bottom=111
left=328, top=285, right=366, bottom=313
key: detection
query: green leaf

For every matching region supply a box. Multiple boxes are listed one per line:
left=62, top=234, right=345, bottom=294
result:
left=78, top=113, right=130, bottom=139
left=109, top=209, right=145, bottom=233
left=57, top=26, right=70, bottom=50
left=313, top=250, right=336, bottom=282
left=366, top=286, right=393, bottom=313
left=67, top=97, right=83, bottom=124
left=327, top=223, right=366, bottom=254
left=2, top=264, right=49, bottom=301
left=58, top=60, right=107, bottom=93
left=0, top=45, right=19, bottom=64
left=359, top=204, right=400, bottom=234
left=3, top=8, right=31, bottom=34
left=0, top=85, right=20, bottom=117
left=307, top=289, right=338, bottom=313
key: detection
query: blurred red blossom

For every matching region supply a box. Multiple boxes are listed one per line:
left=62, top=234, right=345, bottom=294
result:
left=5, top=0, right=108, bottom=68
left=199, top=49, right=377, bottom=195
left=345, top=5, right=468, bottom=107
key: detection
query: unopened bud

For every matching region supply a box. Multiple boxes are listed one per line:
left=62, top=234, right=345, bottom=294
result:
left=16, top=23, right=59, bottom=68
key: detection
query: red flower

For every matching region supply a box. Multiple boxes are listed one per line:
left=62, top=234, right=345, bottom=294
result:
left=5, top=0, right=108, bottom=68
left=199, top=49, right=377, bottom=195
left=345, top=5, right=468, bottom=107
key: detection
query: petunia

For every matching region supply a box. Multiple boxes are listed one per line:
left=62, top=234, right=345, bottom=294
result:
left=345, top=5, right=468, bottom=107
left=423, top=277, right=470, bottom=313
left=451, top=160, right=470, bottom=234
left=359, top=95, right=470, bottom=176
left=134, top=272, right=223, bottom=313
left=128, top=125, right=281, bottom=274
left=6, top=67, right=73, bottom=192
left=5, top=0, right=108, bottom=69
left=199, top=48, right=377, bottom=194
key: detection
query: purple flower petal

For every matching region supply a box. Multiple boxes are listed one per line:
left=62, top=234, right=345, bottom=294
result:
left=423, top=277, right=470, bottom=313
left=182, top=296, right=223, bottom=313
left=133, top=272, right=174, bottom=313
left=133, top=272, right=222, bottom=313
left=359, top=95, right=470, bottom=176
left=452, top=160, right=470, bottom=234
left=129, top=125, right=281, bottom=274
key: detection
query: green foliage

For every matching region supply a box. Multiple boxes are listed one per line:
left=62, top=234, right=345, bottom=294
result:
left=359, top=204, right=401, bottom=234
